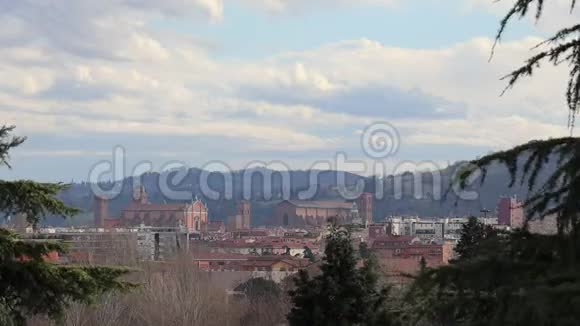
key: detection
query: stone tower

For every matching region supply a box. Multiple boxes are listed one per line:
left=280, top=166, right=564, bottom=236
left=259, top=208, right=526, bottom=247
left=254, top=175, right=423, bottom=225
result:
left=497, top=196, right=524, bottom=228
left=133, top=185, right=148, bottom=205
left=356, top=192, right=373, bottom=226
left=94, top=195, right=108, bottom=228
left=236, top=200, right=251, bottom=229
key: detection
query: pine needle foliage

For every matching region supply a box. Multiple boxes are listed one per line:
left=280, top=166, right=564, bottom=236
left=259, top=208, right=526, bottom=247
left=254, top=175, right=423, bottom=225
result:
left=470, top=1, right=580, bottom=233
left=287, top=226, right=393, bottom=326
left=0, top=126, right=25, bottom=169
left=405, top=2, right=580, bottom=325
left=494, top=1, right=580, bottom=124
left=457, top=137, right=580, bottom=233
left=0, top=125, right=134, bottom=325
left=0, top=229, right=134, bottom=325
left=406, top=224, right=580, bottom=325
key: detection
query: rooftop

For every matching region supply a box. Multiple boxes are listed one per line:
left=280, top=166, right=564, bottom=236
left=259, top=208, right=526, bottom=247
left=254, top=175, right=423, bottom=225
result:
left=283, top=200, right=354, bottom=209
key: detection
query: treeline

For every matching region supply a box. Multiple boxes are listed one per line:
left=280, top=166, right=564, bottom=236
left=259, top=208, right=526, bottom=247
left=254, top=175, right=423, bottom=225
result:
left=27, top=260, right=291, bottom=326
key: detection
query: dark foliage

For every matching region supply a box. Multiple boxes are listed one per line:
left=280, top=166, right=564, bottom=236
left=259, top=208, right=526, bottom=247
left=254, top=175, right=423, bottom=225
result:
left=287, top=226, right=393, bottom=326
left=494, top=1, right=580, bottom=123
left=407, top=228, right=580, bottom=325
left=359, top=241, right=371, bottom=259
left=457, top=137, right=580, bottom=233
left=303, top=246, right=316, bottom=262
left=0, top=126, right=25, bottom=169
left=403, top=2, right=580, bottom=324
left=454, top=216, right=498, bottom=261
left=0, top=126, right=134, bottom=325
left=235, top=277, right=281, bottom=302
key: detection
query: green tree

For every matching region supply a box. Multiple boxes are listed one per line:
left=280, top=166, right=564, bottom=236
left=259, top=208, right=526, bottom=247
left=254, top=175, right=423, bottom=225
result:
left=303, top=246, right=316, bottom=262
left=235, top=277, right=281, bottom=302
left=400, top=2, right=580, bottom=325
left=287, top=226, right=393, bottom=326
left=0, top=125, right=133, bottom=325
left=454, top=217, right=497, bottom=261
left=359, top=241, right=371, bottom=259
left=495, top=1, right=580, bottom=119
left=406, top=228, right=580, bottom=325
left=462, top=0, right=580, bottom=236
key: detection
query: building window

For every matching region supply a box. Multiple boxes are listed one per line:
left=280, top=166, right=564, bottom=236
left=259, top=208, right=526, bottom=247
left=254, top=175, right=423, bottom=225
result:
left=283, top=214, right=289, bottom=226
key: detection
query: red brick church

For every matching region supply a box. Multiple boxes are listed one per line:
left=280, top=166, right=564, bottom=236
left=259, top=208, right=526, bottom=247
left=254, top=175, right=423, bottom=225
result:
left=274, top=192, right=374, bottom=227
left=94, top=186, right=209, bottom=232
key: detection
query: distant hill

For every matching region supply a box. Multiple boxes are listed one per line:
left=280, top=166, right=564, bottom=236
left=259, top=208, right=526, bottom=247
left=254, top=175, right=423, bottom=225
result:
left=50, top=169, right=364, bottom=227
left=47, top=156, right=557, bottom=227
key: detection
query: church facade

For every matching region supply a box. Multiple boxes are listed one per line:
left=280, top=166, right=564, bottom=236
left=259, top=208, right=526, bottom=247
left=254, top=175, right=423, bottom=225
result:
left=95, top=186, right=209, bottom=232
left=274, top=193, right=374, bottom=227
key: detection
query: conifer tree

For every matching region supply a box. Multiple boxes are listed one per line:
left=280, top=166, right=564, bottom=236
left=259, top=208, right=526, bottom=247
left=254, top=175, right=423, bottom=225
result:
left=453, top=216, right=497, bottom=261
left=0, top=125, right=133, bottom=325
left=303, top=246, right=316, bottom=262
left=359, top=241, right=371, bottom=259
left=288, top=226, right=393, bottom=326
left=459, top=0, right=580, bottom=233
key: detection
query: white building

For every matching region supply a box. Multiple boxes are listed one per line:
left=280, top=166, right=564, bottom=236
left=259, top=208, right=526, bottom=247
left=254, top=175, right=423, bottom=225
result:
left=385, top=216, right=500, bottom=244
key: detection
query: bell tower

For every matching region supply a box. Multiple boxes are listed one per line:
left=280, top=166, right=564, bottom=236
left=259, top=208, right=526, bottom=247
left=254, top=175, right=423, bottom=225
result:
left=132, top=185, right=148, bottom=205
left=94, top=194, right=108, bottom=228
left=357, top=192, right=373, bottom=226
left=236, top=200, right=251, bottom=229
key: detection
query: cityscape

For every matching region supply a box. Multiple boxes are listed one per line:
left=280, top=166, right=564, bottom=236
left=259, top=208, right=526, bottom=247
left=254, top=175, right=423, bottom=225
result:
left=8, top=186, right=558, bottom=284
left=1, top=0, right=579, bottom=325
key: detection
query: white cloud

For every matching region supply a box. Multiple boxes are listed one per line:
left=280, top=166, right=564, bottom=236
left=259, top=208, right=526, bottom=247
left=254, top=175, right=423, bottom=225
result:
left=15, top=150, right=112, bottom=157
left=0, top=0, right=572, bottom=168
left=466, top=0, right=580, bottom=34
left=240, top=0, right=398, bottom=14
left=0, top=0, right=223, bottom=61
left=1, top=34, right=570, bottom=152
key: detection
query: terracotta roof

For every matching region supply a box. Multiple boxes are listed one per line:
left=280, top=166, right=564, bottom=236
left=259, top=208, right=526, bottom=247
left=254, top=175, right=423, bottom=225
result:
left=123, top=203, right=189, bottom=212
left=234, top=230, right=269, bottom=237
left=371, top=236, right=417, bottom=249
left=206, top=238, right=319, bottom=249
left=192, top=252, right=249, bottom=261
left=373, top=235, right=416, bottom=242
left=243, top=256, right=311, bottom=268
left=283, top=200, right=353, bottom=209
left=103, top=218, right=121, bottom=228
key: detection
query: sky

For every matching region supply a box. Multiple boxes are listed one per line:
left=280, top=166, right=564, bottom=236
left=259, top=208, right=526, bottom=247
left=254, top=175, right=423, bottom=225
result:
left=0, top=0, right=578, bottom=182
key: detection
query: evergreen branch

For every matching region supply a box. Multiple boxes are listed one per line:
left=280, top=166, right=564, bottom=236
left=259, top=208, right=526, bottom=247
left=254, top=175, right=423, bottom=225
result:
left=0, top=181, right=79, bottom=226
left=456, top=137, right=580, bottom=229
left=0, top=229, right=136, bottom=324
left=0, top=126, right=26, bottom=169
left=494, top=1, right=580, bottom=119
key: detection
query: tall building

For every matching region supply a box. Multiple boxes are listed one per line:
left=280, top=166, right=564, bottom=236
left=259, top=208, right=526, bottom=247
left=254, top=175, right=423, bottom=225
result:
left=227, top=200, right=252, bottom=231
left=133, top=185, right=148, bottom=204
left=497, top=196, right=524, bottom=228
left=93, top=194, right=108, bottom=228
left=237, top=200, right=251, bottom=229
left=357, top=192, right=373, bottom=225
